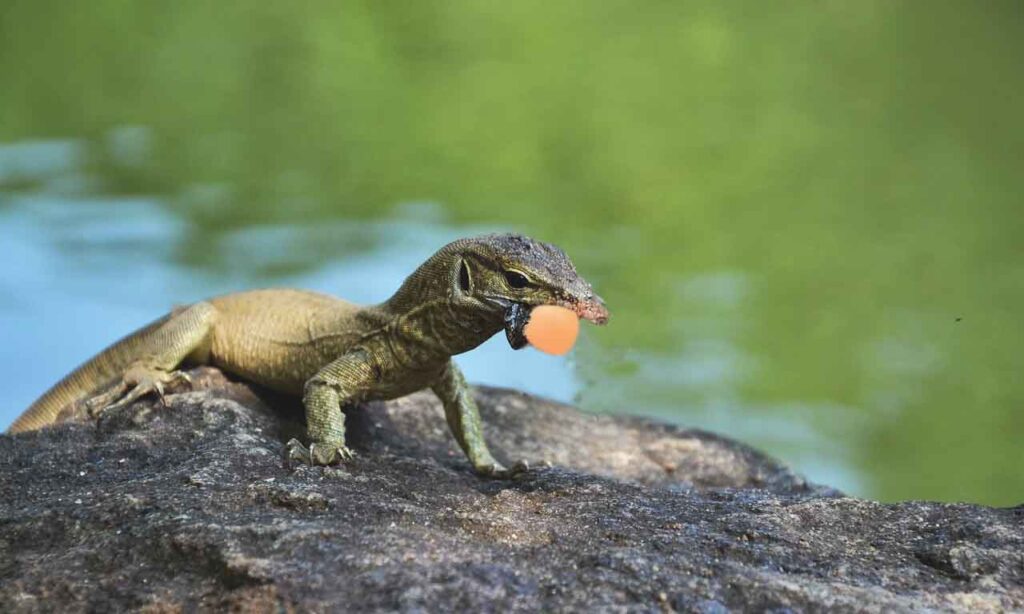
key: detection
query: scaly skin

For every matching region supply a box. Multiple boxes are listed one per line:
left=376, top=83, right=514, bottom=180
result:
left=7, top=234, right=609, bottom=478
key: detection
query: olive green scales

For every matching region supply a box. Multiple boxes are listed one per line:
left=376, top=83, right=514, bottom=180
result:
left=8, top=234, right=608, bottom=478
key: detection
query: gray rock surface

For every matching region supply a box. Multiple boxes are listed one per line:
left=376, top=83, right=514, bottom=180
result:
left=1, top=367, right=1021, bottom=612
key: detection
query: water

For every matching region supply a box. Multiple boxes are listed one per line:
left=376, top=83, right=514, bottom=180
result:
left=1, top=1, right=1022, bottom=505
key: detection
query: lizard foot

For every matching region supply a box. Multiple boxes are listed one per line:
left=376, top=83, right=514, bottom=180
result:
left=284, top=438, right=356, bottom=466
left=476, top=459, right=534, bottom=480
left=84, top=367, right=193, bottom=419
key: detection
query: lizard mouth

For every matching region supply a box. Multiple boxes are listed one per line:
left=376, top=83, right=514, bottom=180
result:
left=504, top=303, right=530, bottom=350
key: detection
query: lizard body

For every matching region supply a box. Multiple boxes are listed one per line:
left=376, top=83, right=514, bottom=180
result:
left=8, top=234, right=608, bottom=477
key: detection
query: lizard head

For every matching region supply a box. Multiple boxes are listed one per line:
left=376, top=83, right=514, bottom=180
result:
left=453, top=233, right=609, bottom=349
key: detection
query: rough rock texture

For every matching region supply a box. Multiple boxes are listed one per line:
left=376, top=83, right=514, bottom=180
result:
left=1, top=367, right=1021, bottom=612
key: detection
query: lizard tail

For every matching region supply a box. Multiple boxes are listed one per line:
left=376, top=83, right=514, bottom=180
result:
left=7, top=314, right=172, bottom=434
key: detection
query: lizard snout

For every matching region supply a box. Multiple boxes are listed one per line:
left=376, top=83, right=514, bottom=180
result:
left=572, top=295, right=609, bottom=325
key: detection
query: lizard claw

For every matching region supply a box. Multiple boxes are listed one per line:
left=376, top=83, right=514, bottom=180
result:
left=285, top=438, right=355, bottom=466
left=156, top=371, right=193, bottom=408
left=166, top=369, right=193, bottom=390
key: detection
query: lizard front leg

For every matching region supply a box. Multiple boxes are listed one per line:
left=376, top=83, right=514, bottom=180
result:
left=431, top=361, right=529, bottom=479
left=286, top=351, right=374, bottom=466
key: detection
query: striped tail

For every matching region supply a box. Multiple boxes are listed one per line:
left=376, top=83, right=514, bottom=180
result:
left=7, top=314, right=171, bottom=433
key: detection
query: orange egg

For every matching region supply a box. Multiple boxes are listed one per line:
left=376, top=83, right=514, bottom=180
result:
left=524, top=305, right=580, bottom=355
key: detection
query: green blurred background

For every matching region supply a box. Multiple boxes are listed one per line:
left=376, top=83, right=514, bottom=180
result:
left=1, top=1, right=1021, bottom=505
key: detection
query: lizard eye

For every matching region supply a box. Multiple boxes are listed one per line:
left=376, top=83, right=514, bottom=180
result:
left=459, top=260, right=472, bottom=292
left=504, top=270, right=530, bottom=289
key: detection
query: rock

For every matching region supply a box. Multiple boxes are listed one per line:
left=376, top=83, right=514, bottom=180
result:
left=1, top=367, right=1021, bottom=612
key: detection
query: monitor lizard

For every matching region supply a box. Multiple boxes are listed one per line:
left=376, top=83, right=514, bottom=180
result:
left=7, top=233, right=609, bottom=478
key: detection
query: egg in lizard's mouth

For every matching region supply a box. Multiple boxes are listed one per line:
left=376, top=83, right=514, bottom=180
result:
left=503, top=302, right=595, bottom=355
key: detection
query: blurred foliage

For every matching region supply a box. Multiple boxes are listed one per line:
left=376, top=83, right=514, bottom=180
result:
left=1, top=0, right=1022, bottom=504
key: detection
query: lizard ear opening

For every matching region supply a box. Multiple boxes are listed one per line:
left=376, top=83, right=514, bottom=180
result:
left=458, top=259, right=472, bottom=293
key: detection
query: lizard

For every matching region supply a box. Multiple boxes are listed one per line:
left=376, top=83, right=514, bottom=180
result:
left=6, top=233, right=609, bottom=478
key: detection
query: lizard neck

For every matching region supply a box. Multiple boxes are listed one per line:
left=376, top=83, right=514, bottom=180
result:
left=378, top=244, right=505, bottom=358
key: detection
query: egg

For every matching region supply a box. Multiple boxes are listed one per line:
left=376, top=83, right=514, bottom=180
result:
left=524, top=305, right=580, bottom=355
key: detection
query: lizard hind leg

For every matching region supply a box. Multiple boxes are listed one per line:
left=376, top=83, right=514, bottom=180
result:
left=83, top=301, right=216, bottom=421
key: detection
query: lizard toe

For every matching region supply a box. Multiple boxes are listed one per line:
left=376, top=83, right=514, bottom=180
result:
left=104, top=379, right=158, bottom=413
left=285, top=440, right=354, bottom=466
left=83, top=381, right=130, bottom=419
left=310, top=443, right=355, bottom=465
left=510, top=459, right=531, bottom=474
left=284, top=438, right=313, bottom=464
left=165, top=369, right=193, bottom=391
left=477, top=459, right=536, bottom=480
left=85, top=367, right=192, bottom=419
